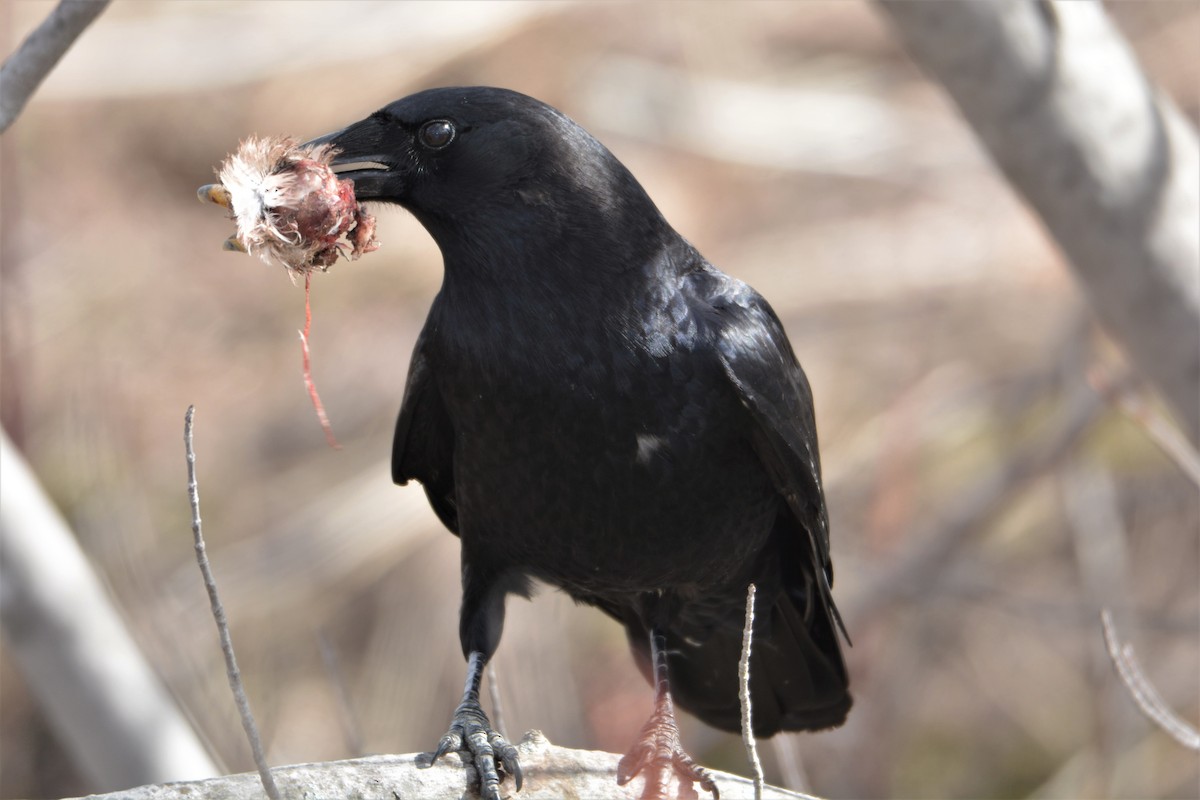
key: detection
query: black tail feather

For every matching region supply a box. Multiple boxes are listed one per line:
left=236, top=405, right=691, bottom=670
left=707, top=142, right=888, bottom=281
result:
left=648, top=590, right=851, bottom=736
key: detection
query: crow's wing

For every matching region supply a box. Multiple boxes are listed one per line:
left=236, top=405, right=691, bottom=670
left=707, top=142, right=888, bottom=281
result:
left=647, top=270, right=851, bottom=732
left=392, top=330, right=459, bottom=534
left=707, top=277, right=845, bottom=636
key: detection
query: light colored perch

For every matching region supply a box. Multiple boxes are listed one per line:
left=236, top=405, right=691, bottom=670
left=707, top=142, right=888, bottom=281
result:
left=66, top=732, right=819, bottom=800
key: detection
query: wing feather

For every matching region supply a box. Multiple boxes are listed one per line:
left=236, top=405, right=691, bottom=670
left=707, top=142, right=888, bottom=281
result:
left=392, top=330, right=459, bottom=534
left=707, top=277, right=848, bottom=641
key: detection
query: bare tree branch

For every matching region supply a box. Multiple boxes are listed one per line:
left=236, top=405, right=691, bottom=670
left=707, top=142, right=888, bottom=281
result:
left=0, top=0, right=112, bottom=133
left=0, top=427, right=217, bottom=791
left=184, top=407, right=280, bottom=800
left=61, top=732, right=819, bottom=800
left=1091, top=367, right=1200, bottom=486
left=876, top=0, right=1200, bottom=445
left=1100, top=610, right=1200, bottom=751
left=845, top=376, right=1105, bottom=626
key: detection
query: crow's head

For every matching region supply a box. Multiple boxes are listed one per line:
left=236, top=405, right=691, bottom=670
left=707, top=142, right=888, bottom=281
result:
left=307, top=87, right=669, bottom=268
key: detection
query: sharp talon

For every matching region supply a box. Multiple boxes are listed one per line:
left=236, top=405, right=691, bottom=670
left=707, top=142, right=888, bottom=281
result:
left=696, top=768, right=718, bottom=799
left=616, top=742, right=650, bottom=785
left=493, top=736, right=523, bottom=791
left=432, top=732, right=460, bottom=763
left=678, top=760, right=718, bottom=800
left=429, top=699, right=520, bottom=797
left=501, top=748, right=525, bottom=791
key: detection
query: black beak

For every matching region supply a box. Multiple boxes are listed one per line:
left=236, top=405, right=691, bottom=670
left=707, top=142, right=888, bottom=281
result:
left=304, top=115, right=401, bottom=201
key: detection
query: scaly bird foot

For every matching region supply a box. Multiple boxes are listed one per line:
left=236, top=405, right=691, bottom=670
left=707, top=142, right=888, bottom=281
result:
left=617, top=702, right=718, bottom=800
left=419, top=699, right=522, bottom=800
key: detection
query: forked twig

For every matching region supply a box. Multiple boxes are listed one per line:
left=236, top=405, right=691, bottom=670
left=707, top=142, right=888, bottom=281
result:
left=1100, top=609, right=1199, bottom=751
left=185, top=407, right=281, bottom=799
left=739, top=583, right=764, bottom=800
left=1090, top=368, right=1200, bottom=486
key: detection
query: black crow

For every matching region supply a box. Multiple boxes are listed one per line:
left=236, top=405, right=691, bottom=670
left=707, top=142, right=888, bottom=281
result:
left=309, top=87, right=850, bottom=800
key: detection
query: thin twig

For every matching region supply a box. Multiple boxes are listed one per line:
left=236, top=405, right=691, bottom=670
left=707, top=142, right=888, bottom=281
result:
left=845, top=377, right=1104, bottom=625
left=317, top=632, right=364, bottom=756
left=184, top=407, right=281, bottom=799
left=1091, top=367, right=1200, bottom=486
left=0, top=0, right=112, bottom=133
left=486, top=661, right=508, bottom=740
left=739, top=583, right=764, bottom=800
left=1100, top=609, right=1200, bottom=751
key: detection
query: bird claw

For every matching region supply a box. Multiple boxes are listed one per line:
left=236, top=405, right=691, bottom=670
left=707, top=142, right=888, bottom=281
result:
left=420, top=700, right=521, bottom=800
left=617, top=706, right=718, bottom=800
left=432, top=730, right=462, bottom=762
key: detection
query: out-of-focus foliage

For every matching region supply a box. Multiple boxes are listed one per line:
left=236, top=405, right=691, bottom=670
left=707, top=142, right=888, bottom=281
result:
left=1, top=2, right=1196, bottom=798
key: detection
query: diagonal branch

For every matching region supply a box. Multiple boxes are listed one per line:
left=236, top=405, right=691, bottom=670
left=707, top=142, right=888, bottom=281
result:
left=0, top=427, right=217, bottom=790
left=1091, top=368, right=1200, bottom=486
left=876, top=0, right=1200, bottom=445
left=845, top=378, right=1104, bottom=626
left=0, top=0, right=112, bottom=133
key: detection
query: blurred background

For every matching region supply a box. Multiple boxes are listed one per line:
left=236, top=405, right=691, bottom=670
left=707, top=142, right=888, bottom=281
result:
left=1, top=1, right=1196, bottom=798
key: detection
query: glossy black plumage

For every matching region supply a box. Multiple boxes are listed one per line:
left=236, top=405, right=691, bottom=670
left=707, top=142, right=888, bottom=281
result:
left=313, top=86, right=850, bottom=795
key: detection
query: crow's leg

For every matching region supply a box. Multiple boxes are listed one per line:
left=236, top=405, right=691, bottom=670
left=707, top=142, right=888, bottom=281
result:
left=421, top=565, right=521, bottom=800
left=618, top=627, right=718, bottom=800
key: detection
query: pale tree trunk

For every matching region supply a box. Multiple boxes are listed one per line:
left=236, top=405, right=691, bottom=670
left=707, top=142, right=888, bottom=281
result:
left=877, top=0, right=1200, bottom=444
left=0, top=430, right=219, bottom=791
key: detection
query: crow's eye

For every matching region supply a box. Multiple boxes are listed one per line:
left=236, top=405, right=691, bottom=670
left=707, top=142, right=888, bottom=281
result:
left=418, top=119, right=456, bottom=150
